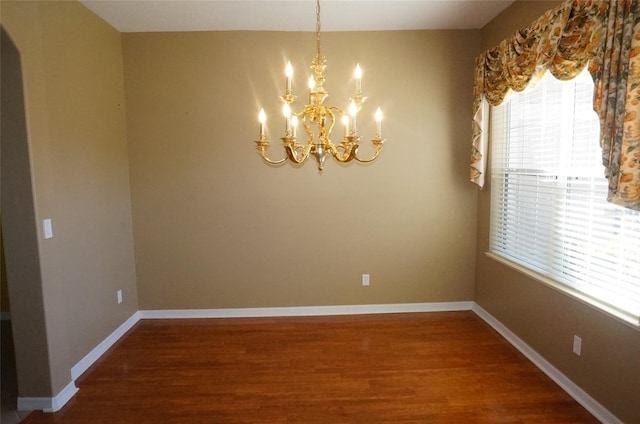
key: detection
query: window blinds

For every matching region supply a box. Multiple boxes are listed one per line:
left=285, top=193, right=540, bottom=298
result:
left=490, top=70, right=640, bottom=326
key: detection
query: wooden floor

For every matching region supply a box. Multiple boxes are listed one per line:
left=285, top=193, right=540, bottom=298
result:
left=23, top=312, right=598, bottom=423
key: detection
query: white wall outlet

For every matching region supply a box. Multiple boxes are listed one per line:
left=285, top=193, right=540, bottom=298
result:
left=43, top=218, right=53, bottom=239
left=573, top=335, right=582, bottom=356
left=362, top=274, right=370, bottom=286
left=117, top=290, right=123, bottom=304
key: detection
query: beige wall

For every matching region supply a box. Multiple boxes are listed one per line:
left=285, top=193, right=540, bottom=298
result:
left=476, top=1, right=640, bottom=423
left=123, top=30, right=480, bottom=310
left=1, top=0, right=138, bottom=397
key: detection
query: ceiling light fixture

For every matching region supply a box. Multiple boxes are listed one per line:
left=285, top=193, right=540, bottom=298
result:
left=255, top=0, right=386, bottom=171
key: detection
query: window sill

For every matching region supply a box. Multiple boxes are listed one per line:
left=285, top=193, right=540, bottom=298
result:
left=484, top=251, right=640, bottom=332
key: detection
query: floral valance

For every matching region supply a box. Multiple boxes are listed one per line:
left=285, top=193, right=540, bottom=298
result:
left=471, top=0, right=640, bottom=211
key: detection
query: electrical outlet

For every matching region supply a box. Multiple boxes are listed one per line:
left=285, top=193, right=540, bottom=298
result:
left=362, top=274, right=370, bottom=286
left=573, top=335, right=582, bottom=356
left=117, top=290, right=123, bottom=304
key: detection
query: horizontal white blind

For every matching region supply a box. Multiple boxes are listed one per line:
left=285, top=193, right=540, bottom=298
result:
left=490, top=70, right=640, bottom=325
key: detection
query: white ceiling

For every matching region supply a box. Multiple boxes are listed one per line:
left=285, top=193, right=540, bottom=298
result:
left=79, top=0, right=515, bottom=33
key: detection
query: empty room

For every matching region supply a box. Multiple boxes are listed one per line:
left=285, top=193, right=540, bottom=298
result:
left=1, top=0, right=639, bottom=423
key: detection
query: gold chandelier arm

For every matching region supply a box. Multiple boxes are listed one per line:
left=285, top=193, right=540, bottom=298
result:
left=325, top=106, right=345, bottom=140
left=353, top=139, right=385, bottom=163
left=255, top=140, right=288, bottom=165
left=261, top=156, right=288, bottom=165
left=322, top=107, right=337, bottom=143
left=328, top=141, right=357, bottom=163
left=286, top=142, right=313, bottom=164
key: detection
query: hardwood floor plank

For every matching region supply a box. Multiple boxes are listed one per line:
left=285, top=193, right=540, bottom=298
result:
left=22, top=312, right=598, bottom=423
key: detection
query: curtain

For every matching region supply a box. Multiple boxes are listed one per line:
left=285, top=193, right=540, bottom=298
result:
left=471, top=0, right=640, bottom=212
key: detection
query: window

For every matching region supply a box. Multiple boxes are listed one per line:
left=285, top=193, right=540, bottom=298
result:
left=490, top=70, right=640, bottom=326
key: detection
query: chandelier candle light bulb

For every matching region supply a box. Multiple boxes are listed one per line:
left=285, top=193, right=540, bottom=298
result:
left=291, top=115, right=298, bottom=138
left=375, top=107, right=382, bottom=136
left=259, top=108, right=266, bottom=138
left=285, top=61, right=293, bottom=92
left=354, top=64, right=362, bottom=92
left=342, top=115, right=349, bottom=136
left=349, top=100, right=358, bottom=134
left=253, top=0, right=386, bottom=171
left=283, top=103, right=291, bottom=133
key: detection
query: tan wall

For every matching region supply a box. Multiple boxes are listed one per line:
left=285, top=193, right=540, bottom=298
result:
left=1, top=0, right=138, bottom=397
left=123, top=30, right=480, bottom=310
left=476, top=1, right=640, bottom=423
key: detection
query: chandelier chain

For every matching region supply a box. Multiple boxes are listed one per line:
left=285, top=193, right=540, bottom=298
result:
left=316, top=0, right=321, bottom=58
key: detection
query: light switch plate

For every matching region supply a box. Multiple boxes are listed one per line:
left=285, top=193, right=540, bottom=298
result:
left=573, top=335, right=582, bottom=356
left=43, top=219, right=53, bottom=239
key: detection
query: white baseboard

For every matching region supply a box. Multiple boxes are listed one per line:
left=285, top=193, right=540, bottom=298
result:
left=17, top=381, right=78, bottom=412
left=471, top=303, right=622, bottom=424
left=71, top=311, right=140, bottom=380
left=139, top=301, right=474, bottom=319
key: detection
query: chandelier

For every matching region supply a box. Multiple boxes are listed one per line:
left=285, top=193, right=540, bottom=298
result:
left=255, top=0, right=385, bottom=171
